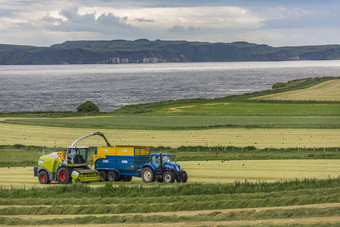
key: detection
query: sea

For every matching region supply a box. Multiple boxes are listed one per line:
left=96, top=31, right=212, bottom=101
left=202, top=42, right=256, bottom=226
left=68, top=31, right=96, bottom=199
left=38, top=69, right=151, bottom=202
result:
left=0, top=60, right=340, bottom=112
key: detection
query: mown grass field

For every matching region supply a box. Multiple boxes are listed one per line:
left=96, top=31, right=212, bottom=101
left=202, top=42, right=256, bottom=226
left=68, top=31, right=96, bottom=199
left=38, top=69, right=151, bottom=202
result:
left=253, top=79, right=340, bottom=101
left=1, top=159, right=340, bottom=189
left=1, top=179, right=340, bottom=226
left=1, top=123, right=340, bottom=148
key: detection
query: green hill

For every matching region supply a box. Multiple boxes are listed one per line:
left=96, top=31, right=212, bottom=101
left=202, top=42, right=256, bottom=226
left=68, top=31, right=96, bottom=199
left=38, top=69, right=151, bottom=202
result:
left=1, top=40, right=340, bottom=64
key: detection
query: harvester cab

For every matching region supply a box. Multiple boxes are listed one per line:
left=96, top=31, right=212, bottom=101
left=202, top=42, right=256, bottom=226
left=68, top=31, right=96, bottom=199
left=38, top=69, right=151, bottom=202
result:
left=34, top=132, right=110, bottom=184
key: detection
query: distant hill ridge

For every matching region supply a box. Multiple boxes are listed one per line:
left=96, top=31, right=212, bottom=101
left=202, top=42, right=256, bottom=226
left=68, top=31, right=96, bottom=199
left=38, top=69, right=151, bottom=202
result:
left=1, top=39, right=340, bottom=65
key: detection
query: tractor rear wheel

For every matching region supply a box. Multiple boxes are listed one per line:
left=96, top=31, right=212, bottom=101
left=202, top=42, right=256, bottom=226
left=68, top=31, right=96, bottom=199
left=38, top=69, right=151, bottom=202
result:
left=142, top=167, right=154, bottom=183
left=99, top=171, right=107, bottom=181
left=57, top=167, right=72, bottom=184
left=163, top=171, right=175, bottom=183
left=107, top=171, right=119, bottom=181
left=38, top=170, right=50, bottom=184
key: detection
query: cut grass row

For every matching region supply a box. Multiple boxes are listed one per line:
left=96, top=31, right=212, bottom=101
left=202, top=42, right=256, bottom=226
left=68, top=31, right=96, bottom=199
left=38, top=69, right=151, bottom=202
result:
left=1, top=207, right=339, bottom=226
left=1, top=186, right=339, bottom=206
left=2, top=178, right=340, bottom=199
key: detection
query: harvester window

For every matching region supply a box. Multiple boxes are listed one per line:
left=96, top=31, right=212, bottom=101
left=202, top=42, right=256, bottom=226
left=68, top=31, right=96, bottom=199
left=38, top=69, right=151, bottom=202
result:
left=67, top=148, right=87, bottom=164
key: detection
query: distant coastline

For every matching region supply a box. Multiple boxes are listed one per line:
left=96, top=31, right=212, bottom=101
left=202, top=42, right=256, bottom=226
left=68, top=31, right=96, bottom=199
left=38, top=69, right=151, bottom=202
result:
left=1, top=39, right=340, bottom=65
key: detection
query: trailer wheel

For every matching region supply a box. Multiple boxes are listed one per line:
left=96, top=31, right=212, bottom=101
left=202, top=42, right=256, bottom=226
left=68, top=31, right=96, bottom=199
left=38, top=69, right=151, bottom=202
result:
left=57, top=167, right=72, bottom=184
left=38, top=170, right=50, bottom=184
left=142, top=167, right=154, bottom=183
left=121, top=175, right=132, bottom=182
left=107, top=171, right=119, bottom=181
left=99, top=171, right=107, bottom=181
left=163, top=171, right=175, bottom=183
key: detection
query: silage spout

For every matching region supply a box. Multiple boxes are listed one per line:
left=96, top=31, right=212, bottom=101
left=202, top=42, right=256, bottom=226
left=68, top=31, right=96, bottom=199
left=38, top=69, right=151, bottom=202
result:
left=101, top=134, right=112, bottom=147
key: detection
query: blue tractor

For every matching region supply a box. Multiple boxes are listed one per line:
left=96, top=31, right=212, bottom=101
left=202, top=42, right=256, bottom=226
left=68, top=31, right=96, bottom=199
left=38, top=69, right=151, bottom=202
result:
left=141, top=153, right=188, bottom=183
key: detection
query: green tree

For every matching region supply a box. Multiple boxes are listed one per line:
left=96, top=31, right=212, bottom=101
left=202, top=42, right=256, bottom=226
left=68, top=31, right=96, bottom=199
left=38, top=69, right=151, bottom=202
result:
left=77, top=101, right=100, bottom=113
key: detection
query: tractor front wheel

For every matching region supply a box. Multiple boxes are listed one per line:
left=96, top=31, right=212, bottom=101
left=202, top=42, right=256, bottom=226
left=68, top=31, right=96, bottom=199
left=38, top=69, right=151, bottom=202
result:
left=57, top=167, right=72, bottom=184
left=38, top=170, right=50, bottom=184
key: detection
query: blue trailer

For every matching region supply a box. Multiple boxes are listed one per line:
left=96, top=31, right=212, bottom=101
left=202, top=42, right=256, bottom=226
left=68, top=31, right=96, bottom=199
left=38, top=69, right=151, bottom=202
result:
left=93, top=145, right=188, bottom=183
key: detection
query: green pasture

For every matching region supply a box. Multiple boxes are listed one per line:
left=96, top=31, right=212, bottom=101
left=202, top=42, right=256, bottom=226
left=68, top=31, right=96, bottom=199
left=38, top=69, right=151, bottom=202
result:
left=152, top=101, right=340, bottom=116
left=2, top=115, right=340, bottom=130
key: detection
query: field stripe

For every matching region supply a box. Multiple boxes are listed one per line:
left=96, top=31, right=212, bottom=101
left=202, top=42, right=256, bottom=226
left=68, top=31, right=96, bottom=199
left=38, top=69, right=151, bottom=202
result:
left=1, top=123, right=340, bottom=148
left=253, top=79, right=340, bottom=101
left=2, top=203, right=339, bottom=220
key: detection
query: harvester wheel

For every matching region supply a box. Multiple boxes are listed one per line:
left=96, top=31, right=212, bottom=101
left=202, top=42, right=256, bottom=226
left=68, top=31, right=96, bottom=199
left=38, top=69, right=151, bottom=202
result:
left=57, top=167, right=72, bottom=184
left=38, top=170, right=50, bottom=184
left=107, top=171, right=119, bottom=181
left=163, top=171, right=175, bottom=183
left=99, top=171, right=107, bottom=181
left=142, top=167, right=154, bottom=183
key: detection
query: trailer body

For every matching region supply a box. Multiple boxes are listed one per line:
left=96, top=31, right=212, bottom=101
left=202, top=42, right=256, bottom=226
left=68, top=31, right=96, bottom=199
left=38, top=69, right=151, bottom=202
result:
left=94, top=146, right=150, bottom=181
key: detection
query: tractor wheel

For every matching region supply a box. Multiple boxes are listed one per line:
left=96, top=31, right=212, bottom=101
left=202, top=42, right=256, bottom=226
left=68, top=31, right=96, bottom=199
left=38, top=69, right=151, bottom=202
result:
left=38, top=170, right=50, bottom=184
left=107, top=171, right=119, bottom=182
left=163, top=171, right=175, bottom=183
left=121, top=175, right=132, bottom=182
left=181, top=170, right=188, bottom=183
left=57, top=167, right=72, bottom=184
left=142, top=167, right=154, bottom=183
left=99, top=171, right=107, bottom=181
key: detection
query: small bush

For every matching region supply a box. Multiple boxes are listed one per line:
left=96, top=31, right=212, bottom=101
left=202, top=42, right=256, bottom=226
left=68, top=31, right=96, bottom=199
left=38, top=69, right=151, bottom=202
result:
left=77, top=101, right=99, bottom=113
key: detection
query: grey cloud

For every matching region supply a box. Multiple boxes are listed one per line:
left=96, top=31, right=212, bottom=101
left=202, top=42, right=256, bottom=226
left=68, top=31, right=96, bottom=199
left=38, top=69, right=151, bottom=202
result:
left=60, top=7, right=79, bottom=19
left=169, top=25, right=201, bottom=33
left=40, top=8, right=130, bottom=33
left=135, top=18, right=154, bottom=23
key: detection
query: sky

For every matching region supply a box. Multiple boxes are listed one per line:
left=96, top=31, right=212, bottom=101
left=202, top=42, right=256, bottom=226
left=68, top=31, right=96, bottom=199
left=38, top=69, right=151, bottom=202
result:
left=1, top=0, right=340, bottom=47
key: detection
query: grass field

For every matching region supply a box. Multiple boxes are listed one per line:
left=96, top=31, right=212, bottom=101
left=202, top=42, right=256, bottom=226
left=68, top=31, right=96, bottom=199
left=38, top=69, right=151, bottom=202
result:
left=253, top=79, right=340, bottom=101
left=1, top=177, right=340, bottom=226
left=0, top=123, right=339, bottom=148
left=1, top=159, right=339, bottom=189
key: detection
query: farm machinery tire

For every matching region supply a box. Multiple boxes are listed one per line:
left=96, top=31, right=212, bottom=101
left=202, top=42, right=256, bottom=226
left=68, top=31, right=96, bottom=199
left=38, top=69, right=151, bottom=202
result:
left=142, top=167, right=155, bottom=183
left=57, top=167, right=72, bottom=184
left=121, top=175, right=132, bottom=182
left=107, top=171, right=119, bottom=182
left=176, top=170, right=188, bottom=183
left=163, top=171, right=175, bottom=183
left=99, top=171, right=107, bottom=181
left=38, top=170, right=50, bottom=184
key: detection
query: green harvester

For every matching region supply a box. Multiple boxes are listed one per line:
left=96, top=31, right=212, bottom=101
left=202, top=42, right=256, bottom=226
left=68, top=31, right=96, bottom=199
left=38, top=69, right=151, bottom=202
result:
left=34, top=132, right=111, bottom=184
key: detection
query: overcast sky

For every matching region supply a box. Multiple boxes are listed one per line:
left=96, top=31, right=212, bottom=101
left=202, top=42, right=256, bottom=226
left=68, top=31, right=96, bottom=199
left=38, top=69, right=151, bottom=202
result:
left=1, top=0, right=340, bottom=47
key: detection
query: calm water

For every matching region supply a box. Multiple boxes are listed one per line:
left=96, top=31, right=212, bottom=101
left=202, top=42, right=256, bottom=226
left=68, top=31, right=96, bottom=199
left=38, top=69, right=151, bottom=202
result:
left=1, top=61, right=340, bottom=112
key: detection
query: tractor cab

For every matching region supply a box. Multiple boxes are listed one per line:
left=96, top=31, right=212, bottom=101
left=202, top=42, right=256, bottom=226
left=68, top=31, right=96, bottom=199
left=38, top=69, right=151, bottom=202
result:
left=65, top=146, right=89, bottom=166
left=150, top=153, right=171, bottom=169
